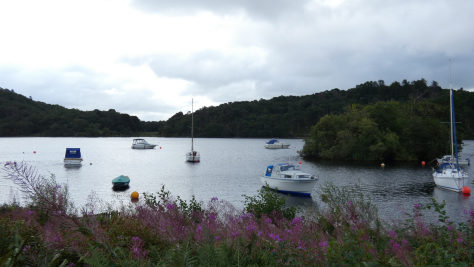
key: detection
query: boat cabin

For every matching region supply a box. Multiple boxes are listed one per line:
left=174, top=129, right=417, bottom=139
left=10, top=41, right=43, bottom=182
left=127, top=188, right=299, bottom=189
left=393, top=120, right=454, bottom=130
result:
left=65, top=148, right=82, bottom=159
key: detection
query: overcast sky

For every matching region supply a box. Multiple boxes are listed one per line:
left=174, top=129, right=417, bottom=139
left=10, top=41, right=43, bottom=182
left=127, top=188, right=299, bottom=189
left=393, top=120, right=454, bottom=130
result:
left=1, top=0, right=473, bottom=121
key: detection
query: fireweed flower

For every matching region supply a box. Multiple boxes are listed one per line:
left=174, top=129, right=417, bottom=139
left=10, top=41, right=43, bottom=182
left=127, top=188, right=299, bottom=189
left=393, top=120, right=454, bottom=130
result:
left=389, top=230, right=397, bottom=238
left=291, top=216, right=302, bottom=225
left=211, top=197, right=218, bottom=202
left=166, top=203, right=175, bottom=210
left=319, top=240, right=329, bottom=248
left=268, top=233, right=281, bottom=242
left=457, top=238, right=463, bottom=244
left=413, top=203, right=421, bottom=209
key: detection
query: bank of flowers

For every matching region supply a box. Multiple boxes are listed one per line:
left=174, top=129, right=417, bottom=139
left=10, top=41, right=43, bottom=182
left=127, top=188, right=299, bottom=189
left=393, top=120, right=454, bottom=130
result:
left=1, top=161, right=473, bottom=266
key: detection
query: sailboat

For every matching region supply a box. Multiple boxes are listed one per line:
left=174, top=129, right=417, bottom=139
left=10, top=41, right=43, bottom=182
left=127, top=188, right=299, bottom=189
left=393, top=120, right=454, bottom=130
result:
left=432, top=89, right=468, bottom=192
left=186, top=99, right=200, bottom=163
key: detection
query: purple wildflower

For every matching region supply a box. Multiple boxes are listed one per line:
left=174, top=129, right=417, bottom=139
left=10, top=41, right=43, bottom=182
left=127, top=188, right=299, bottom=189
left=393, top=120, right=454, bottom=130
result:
left=268, top=233, right=281, bottom=242
left=211, top=197, right=218, bottom=202
left=389, top=230, right=397, bottom=238
left=291, top=216, right=302, bottom=225
left=319, top=240, right=329, bottom=248
left=457, top=238, right=463, bottom=244
left=413, top=203, right=421, bottom=209
left=166, top=203, right=175, bottom=210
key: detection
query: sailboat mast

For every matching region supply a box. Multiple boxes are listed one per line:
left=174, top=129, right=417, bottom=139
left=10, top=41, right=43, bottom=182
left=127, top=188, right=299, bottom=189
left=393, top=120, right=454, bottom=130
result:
left=450, top=89, right=454, bottom=158
left=191, top=98, right=194, bottom=151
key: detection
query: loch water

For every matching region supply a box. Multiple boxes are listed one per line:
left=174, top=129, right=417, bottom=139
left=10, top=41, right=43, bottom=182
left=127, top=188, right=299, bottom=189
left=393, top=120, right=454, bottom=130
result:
left=1, top=137, right=473, bottom=223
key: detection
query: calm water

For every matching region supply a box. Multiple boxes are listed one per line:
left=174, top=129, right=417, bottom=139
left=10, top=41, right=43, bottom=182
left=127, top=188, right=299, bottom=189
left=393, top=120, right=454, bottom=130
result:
left=1, top=137, right=473, bottom=223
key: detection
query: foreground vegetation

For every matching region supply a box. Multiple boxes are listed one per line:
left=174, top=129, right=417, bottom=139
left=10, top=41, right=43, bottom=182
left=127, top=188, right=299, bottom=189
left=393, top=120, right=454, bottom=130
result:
left=1, top=162, right=473, bottom=266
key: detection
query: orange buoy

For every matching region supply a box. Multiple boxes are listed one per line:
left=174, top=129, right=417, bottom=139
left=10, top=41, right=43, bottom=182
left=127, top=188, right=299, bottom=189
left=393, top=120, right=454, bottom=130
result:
left=462, top=186, right=471, bottom=195
left=421, top=161, right=426, bottom=167
left=380, top=163, right=385, bottom=168
left=131, top=191, right=139, bottom=200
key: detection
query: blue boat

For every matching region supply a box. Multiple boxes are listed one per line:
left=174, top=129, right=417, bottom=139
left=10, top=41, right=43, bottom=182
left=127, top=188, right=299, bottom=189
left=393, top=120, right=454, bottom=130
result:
left=64, top=148, right=83, bottom=166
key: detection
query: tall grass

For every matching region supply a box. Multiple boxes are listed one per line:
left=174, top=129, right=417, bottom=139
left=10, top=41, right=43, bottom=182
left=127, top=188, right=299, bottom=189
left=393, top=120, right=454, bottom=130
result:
left=1, top=161, right=473, bottom=266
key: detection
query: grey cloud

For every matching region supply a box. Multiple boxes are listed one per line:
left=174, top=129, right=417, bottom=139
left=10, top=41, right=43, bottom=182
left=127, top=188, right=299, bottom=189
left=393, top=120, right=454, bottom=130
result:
left=0, top=65, right=176, bottom=120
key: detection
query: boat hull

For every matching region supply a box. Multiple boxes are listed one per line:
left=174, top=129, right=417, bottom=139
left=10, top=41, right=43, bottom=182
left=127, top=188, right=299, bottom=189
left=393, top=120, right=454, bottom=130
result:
left=186, top=153, right=200, bottom=162
left=264, top=144, right=290, bottom=149
left=64, top=158, right=82, bottom=166
left=132, top=144, right=156, bottom=149
left=433, top=171, right=468, bottom=192
left=260, top=176, right=316, bottom=196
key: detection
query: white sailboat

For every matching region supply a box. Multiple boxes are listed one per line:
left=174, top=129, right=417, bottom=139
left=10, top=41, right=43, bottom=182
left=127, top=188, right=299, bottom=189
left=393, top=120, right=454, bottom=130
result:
left=432, top=89, right=468, bottom=192
left=186, top=99, right=200, bottom=163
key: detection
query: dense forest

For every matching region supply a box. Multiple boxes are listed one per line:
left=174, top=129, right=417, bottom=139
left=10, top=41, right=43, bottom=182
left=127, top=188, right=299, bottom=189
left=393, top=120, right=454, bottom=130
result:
left=0, top=88, right=162, bottom=136
left=160, top=79, right=474, bottom=139
left=1, top=79, right=474, bottom=141
left=301, top=101, right=454, bottom=162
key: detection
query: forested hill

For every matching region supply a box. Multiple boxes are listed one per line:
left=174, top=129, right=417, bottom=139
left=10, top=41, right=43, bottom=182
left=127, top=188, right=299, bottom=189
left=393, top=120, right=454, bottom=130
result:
left=1, top=79, right=474, bottom=138
left=163, top=79, right=474, bottom=139
left=0, top=88, right=163, bottom=136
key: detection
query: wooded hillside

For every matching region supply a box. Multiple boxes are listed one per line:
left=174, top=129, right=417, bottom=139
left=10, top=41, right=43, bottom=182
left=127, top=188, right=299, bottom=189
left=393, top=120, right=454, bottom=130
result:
left=1, top=79, right=473, bottom=139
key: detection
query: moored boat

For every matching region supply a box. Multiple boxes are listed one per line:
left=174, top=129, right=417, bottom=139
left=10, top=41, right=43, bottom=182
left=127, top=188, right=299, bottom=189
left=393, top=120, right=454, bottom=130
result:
left=260, top=163, right=317, bottom=197
left=432, top=88, right=469, bottom=192
left=131, top=138, right=156, bottom=149
left=112, top=175, right=130, bottom=190
left=264, top=139, right=290, bottom=149
left=64, top=148, right=83, bottom=167
left=186, top=99, right=200, bottom=163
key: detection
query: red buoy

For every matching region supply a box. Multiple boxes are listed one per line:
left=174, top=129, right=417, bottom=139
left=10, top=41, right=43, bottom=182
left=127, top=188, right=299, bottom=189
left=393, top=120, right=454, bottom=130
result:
left=298, top=161, right=302, bottom=165
left=421, top=161, right=426, bottom=167
left=462, top=186, right=471, bottom=195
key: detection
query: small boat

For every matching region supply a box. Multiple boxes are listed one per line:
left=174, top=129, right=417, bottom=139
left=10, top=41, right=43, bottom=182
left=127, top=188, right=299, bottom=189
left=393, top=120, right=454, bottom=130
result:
left=260, top=163, right=317, bottom=197
left=186, top=99, right=200, bottom=162
left=131, top=138, right=157, bottom=149
left=436, top=155, right=470, bottom=166
left=64, top=148, right=83, bottom=166
left=112, top=175, right=130, bottom=190
left=264, top=139, right=290, bottom=149
left=432, top=88, right=469, bottom=192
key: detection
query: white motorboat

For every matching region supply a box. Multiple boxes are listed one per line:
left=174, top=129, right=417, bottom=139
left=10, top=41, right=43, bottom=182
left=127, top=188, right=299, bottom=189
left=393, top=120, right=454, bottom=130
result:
left=64, top=148, right=83, bottom=166
left=432, top=89, right=469, bottom=192
left=264, top=139, right=290, bottom=149
left=131, top=138, right=156, bottom=149
left=260, top=163, right=317, bottom=197
left=436, top=155, right=470, bottom=166
left=186, top=99, right=200, bottom=163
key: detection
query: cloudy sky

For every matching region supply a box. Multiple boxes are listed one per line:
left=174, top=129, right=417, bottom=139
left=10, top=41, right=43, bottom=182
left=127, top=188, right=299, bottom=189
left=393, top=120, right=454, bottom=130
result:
left=1, top=0, right=473, bottom=121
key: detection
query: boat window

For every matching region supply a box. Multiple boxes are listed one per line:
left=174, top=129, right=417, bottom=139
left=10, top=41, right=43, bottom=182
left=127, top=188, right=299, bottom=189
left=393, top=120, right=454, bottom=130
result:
left=284, top=175, right=292, bottom=178
left=298, top=175, right=310, bottom=178
left=280, top=165, right=295, bottom=171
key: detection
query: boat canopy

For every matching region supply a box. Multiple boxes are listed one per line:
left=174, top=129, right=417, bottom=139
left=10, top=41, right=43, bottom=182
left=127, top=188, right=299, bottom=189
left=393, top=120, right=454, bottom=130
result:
left=65, top=148, right=81, bottom=158
left=112, top=175, right=130, bottom=183
left=266, top=139, right=279, bottom=144
left=279, top=164, right=296, bottom=171
left=436, top=162, right=460, bottom=173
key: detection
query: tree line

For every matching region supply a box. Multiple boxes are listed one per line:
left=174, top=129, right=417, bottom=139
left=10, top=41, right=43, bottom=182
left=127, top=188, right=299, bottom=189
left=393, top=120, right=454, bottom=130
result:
left=1, top=79, right=474, bottom=142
